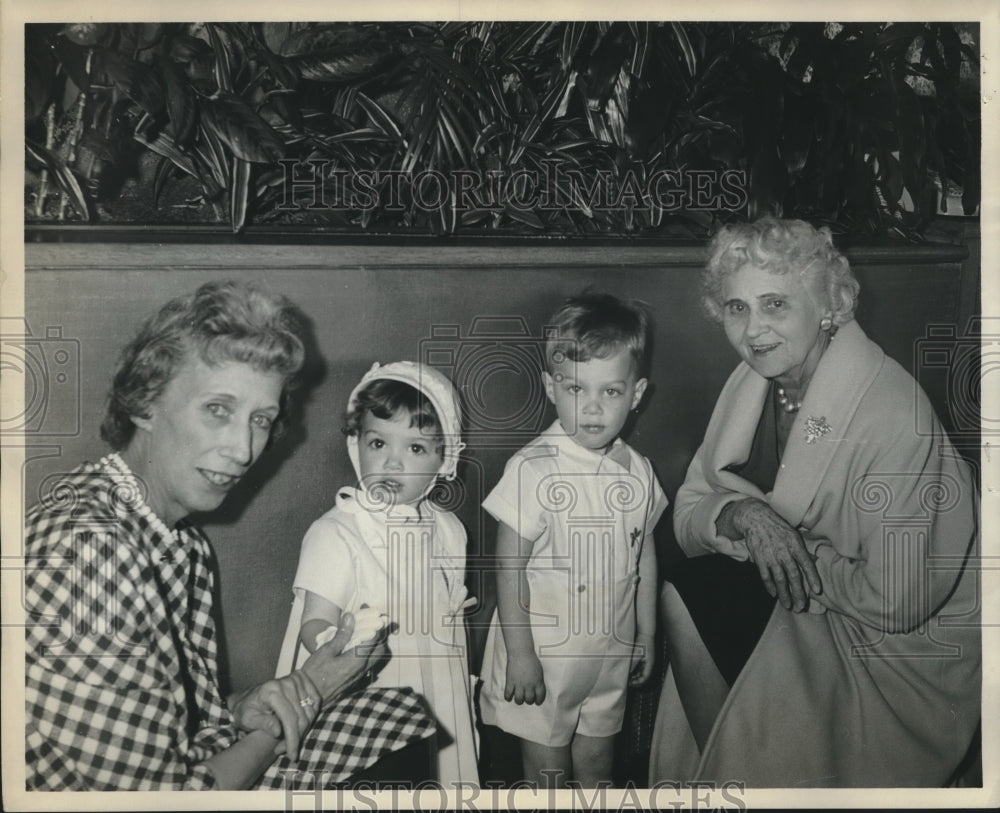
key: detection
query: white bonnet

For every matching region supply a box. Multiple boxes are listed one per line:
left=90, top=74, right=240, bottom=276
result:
left=346, top=361, right=465, bottom=481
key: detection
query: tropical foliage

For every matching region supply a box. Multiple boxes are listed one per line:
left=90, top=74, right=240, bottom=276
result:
left=24, top=21, right=979, bottom=237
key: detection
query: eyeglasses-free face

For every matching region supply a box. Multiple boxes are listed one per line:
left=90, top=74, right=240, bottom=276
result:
left=357, top=411, right=444, bottom=507
left=721, top=264, right=831, bottom=391
left=544, top=349, right=646, bottom=455
left=128, top=355, right=283, bottom=527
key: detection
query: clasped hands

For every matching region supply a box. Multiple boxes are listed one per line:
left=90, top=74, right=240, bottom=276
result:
left=230, top=611, right=388, bottom=760
left=722, top=497, right=823, bottom=613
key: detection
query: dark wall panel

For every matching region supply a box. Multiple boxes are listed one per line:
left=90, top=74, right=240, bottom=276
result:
left=23, top=241, right=974, bottom=690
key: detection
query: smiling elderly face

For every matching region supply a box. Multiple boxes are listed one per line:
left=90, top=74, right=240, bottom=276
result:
left=720, top=263, right=831, bottom=389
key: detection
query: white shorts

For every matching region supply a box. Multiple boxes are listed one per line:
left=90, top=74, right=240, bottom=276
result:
left=480, top=650, right=630, bottom=747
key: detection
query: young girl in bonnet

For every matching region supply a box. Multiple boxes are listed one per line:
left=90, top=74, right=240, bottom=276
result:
left=276, top=361, right=478, bottom=786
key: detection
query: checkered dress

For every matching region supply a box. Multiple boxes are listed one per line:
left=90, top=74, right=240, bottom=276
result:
left=24, top=458, right=434, bottom=791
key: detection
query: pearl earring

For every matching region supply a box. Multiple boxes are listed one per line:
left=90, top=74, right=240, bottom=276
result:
left=820, top=316, right=833, bottom=331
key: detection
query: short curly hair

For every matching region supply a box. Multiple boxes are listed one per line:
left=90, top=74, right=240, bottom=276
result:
left=702, top=217, right=860, bottom=325
left=100, top=281, right=307, bottom=450
left=544, top=290, right=651, bottom=377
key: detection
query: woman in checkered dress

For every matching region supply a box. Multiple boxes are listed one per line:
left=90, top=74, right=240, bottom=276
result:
left=23, top=281, right=433, bottom=791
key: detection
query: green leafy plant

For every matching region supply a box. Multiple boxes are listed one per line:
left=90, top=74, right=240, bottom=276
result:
left=24, top=20, right=979, bottom=237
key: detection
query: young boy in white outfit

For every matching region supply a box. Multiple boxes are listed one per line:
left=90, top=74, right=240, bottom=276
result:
left=478, top=292, right=667, bottom=788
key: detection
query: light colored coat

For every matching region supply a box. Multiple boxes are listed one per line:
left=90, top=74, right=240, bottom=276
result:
left=650, top=321, right=980, bottom=787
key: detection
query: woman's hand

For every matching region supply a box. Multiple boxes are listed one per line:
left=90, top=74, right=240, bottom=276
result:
left=230, top=613, right=387, bottom=761
left=629, top=631, right=656, bottom=687
left=213, top=621, right=375, bottom=784
left=230, top=667, right=322, bottom=761
left=504, top=650, right=546, bottom=705
left=721, top=498, right=823, bottom=612
left=300, top=611, right=389, bottom=705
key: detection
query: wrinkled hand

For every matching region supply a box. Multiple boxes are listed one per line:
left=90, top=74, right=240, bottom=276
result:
left=300, top=611, right=389, bottom=705
left=629, top=631, right=655, bottom=687
left=231, top=668, right=322, bottom=761
left=731, top=498, right=822, bottom=612
left=504, top=651, right=546, bottom=705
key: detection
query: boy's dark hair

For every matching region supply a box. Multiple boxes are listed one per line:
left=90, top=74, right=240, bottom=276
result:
left=544, top=290, right=650, bottom=375
left=344, top=378, right=443, bottom=440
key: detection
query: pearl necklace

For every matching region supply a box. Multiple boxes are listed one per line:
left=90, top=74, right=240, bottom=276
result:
left=102, top=452, right=181, bottom=541
left=776, top=387, right=802, bottom=413
left=773, top=324, right=834, bottom=415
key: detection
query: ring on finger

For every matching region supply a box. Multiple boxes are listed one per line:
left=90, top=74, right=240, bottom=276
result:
left=299, top=697, right=316, bottom=708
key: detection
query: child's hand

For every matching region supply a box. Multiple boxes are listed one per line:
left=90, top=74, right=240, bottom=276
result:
left=629, top=631, right=656, bottom=687
left=315, top=605, right=389, bottom=652
left=504, top=651, right=546, bottom=705
left=301, top=613, right=389, bottom=706
left=341, top=605, right=389, bottom=651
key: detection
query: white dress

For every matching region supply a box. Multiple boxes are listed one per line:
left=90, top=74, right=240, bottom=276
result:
left=276, top=487, right=479, bottom=786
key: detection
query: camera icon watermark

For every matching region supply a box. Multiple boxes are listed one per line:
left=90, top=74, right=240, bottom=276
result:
left=913, top=317, right=996, bottom=440
left=419, top=318, right=554, bottom=444
left=1, top=317, right=81, bottom=436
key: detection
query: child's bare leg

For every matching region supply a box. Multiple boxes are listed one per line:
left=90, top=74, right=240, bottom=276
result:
left=570, top=733, right=615, bottom=787
left=520, top=739, right=573, bottom=788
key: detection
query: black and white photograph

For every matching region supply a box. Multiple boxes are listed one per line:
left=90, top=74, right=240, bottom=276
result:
left=1, top=1, right=996, bottom=809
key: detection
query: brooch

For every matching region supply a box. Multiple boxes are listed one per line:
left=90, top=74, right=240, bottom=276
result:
left=804, top=415, right=833, bottom=444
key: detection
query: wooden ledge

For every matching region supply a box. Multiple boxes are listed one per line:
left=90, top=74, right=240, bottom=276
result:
left=24, top=225, right=971, bottom=271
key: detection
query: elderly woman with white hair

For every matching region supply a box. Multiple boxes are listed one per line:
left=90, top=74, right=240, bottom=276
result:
left=649, top=217, right=980, bottom=787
